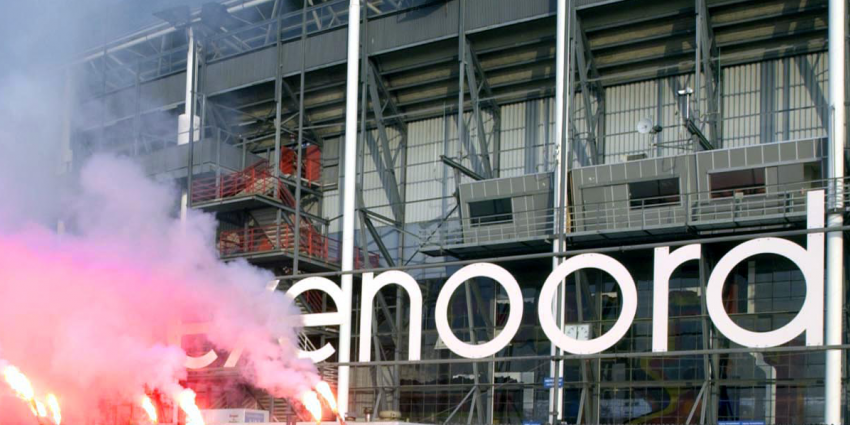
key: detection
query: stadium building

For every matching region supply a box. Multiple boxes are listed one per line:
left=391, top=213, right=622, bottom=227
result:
left=66, top=0, right=848, bottom=423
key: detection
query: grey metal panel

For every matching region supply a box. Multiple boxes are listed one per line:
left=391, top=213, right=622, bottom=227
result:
left=143, top=72, right=185, bottom=108
left=466, top=0, right=553, bottom=31
left=81, top=1, right=556, bottom=125
left=779, top=142, right=796, bottom=162
left=457, top=172, right=553, bottom=245
left=745, top=146, right=763, bottom=166
left=205, top=48, right=277, bottom=94
left=763, top=143, right=780, bottom=163
left=302, top=29, right=348, bottom=70
left=139, top=140, right=261, bottom=179
left=730, top=150, right=746, bottom=169
left=80, top=72, right=185, bottom=128
left=712, top=151, right=730, bottom=170
left=368, top=3, right=457, bottom=53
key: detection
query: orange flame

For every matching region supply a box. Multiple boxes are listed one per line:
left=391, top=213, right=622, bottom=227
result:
left=46, top=394, right=61, bottom=425
left=3, top=365, right=35, bottom=401
left=177, top=389, right=205, bottom=425
left=301, top=390, right=322, bottom=424
left=315, top=381, right=337, bottom=413
left=141, top=395, right=158, bottom=423
left=34, top=399, right=48, bottom=417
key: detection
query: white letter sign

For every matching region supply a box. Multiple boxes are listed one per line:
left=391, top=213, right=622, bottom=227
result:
left=435, top=263, right=524, bottom=359
left=539, top=253, right=637, bottom=355
left=706, top=190, right=824, bottom=347
left=359, top=271, right=423, bottom=362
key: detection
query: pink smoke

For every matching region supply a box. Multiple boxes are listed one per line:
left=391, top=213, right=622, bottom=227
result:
left=0, top=155, right=318, bottom=422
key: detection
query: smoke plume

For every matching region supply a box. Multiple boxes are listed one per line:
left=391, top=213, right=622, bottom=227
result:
left=0, top=1, right=322, bottom=422
left=0, top=155, right=319, bottom=422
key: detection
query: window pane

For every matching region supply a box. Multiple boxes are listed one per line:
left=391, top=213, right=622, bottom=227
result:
left=469, top=198, right=513, bottom=226
left=628, top=178, right=680, bottom=209
left=710, top=168, right=766, bottom=198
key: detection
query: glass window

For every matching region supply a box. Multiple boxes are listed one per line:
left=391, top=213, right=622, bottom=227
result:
left=710, top=168, right=766, bottom=198
left=468, top=198, right=513, bottom=226
left=628, top=178, right=680, bottom=209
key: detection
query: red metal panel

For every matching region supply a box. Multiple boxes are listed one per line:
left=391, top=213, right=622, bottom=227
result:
left=303, top=145, right=321, bottom=182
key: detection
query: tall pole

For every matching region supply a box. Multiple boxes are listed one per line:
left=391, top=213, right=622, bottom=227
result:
left=549, top=0, right=568, bottom=423
left=825, top=0, right=845, bottom=422
left=339, top=0, right=361, bottom=417
left=180, top=26, right=198, bottom=222
left=293, top=1, right=308, bottom=274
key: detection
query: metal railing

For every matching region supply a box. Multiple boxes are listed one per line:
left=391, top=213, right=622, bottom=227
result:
left=191, top=156, right=320, bottom=205
left=420, top=178, right=850, bottom=248
left=218, top=222, right=380, bottom=268
left=192, top=160, right=276, bottom=204
left=79, top=0, right=442, bottom=97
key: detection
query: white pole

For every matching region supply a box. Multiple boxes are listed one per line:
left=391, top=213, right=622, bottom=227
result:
left=549, top=0, right=567, bottom=423
left=825, top=0, right=845, bottom=422
left=339, top=0, right=360, bottom=417
left=179, top=27, right=196, bottom=222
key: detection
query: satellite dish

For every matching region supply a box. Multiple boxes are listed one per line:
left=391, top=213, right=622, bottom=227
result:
left=636, top=118, right=654, bottom=134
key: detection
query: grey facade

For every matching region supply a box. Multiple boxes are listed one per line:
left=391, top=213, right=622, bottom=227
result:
left=69, top=0, right=849, bottom=424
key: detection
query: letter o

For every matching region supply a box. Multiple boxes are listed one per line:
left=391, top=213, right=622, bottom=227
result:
left=706, top=238, right=822, bottom=347
left=539, top=254, right=637, bottom=354
left=435, top=263, right=524, bottom=359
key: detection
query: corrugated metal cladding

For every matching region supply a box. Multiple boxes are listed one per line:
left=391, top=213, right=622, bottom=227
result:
left=205, top=48, right=277, bottom=95
left=368, top=3, right=457, bottom=53
left=465, top=0, right=553, bottom=31
left=723, top=52, right=828, bottom=148
left=499, top=98, right=558, bottom=177
left=323, top=53, right=829, bottom=227
left=79, top=72, right=185, bottom=129
left=604, top=52, right=828, bottom=162
left=603, top=74, right=697, bottom=163
left=322, top=126, right=403, bottom=233
left=332, top=100, right=561, bottom=225
left=576, top=0, right=626, bottom=9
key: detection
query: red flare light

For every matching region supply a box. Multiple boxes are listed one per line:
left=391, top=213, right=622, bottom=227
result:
left=315, top=381, right=337, bottom=413
left=46, top=394, right=61, bottom=425
left=177, top=389, right=205, bottom=425
left=141, top=394, right=158, bottom=423
left=301, top=390, right=322, bottom=424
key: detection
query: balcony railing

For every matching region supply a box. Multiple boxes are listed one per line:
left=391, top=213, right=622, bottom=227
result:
left=192, top=158, right=320, bottom=205
left=420, top=178, right=850, bottom=249
left=79, top=0, right=443, bottom=96
left=219, top=223, right=380, bottom=269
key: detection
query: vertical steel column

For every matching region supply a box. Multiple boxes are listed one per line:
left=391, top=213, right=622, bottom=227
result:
left=825, top=0, right=846, bottom=422
left=274, top=13, right=284, bottom=258
left=293, top=1, right=309, bottom=273
left=457, top=0, right=467, bottom=177
left=182, top=27, right=199, bottom=222
left=550, top=0, right=569, bottom=423
left=339, top=0, right=361, bottom=416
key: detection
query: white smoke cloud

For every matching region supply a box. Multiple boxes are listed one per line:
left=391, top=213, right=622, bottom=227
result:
left=0, top=1, right=320, bottom=423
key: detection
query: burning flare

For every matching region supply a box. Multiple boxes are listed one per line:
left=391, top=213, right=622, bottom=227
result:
left=46, top=394, right=61, bottom=425
left=3, top=365, right=35, bottom=401
left=34, top=399, right=48, bottom=418
left=301, top=390, right=322, bottom=424
left=177, top=388, right=205, bottom=425
left=141, top=395, right=158, bottom=423
left=3, top=364, right=42, bottom=417
left=315, top=381, right=337, bottom=413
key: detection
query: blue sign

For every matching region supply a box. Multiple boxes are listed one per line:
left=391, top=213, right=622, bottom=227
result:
left=542, top=377, right=563, bottom=388
left=244, top=412, right=266, bottom=423
left=719, top=421, right=765, bottom=425
left=522, top=421, right=542, bottom=425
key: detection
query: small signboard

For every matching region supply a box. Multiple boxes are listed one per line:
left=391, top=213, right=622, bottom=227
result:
left=542, top=377, right=563, bottom=388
